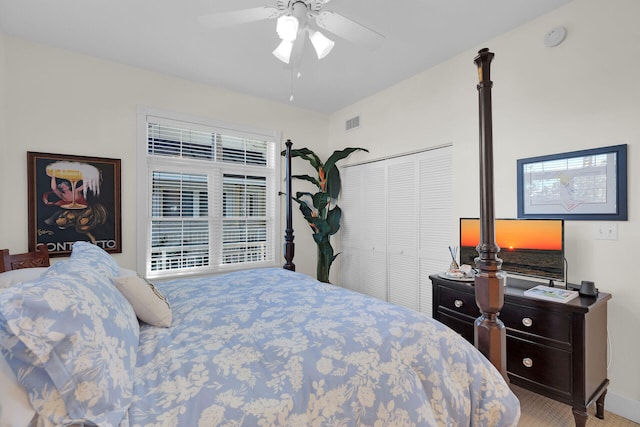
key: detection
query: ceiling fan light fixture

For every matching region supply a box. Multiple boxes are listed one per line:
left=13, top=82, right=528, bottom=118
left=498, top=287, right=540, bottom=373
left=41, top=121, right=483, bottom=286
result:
left=276, top=15, right=299, bottom=41
left=272, top=39, right=294, bottom=64
left=309, top=30, right=335, bottom=59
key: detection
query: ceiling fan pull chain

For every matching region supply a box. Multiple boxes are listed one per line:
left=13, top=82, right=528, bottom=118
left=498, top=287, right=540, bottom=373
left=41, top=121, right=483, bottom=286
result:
left=289, top=71, right=302, bottom=102
left=290, top=69, right=295, bottom=102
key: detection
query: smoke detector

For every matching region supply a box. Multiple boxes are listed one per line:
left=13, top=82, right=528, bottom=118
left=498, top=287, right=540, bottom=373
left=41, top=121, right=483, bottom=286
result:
left=544, top=26, right=567, bottom=47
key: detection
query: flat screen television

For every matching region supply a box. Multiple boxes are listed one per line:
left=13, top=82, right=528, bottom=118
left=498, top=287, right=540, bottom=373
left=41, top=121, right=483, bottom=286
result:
left=459, top=218, right=565, bottom=283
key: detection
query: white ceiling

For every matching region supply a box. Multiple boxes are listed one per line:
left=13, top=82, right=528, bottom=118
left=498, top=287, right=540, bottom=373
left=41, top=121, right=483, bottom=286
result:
left=0, top=0, right=572, bottom=113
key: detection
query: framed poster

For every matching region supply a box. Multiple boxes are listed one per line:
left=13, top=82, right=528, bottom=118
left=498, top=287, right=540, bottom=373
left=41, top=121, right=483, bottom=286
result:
left=27, top=152, right=122, bottom=256
left=517, top=144, right=627, bottom=220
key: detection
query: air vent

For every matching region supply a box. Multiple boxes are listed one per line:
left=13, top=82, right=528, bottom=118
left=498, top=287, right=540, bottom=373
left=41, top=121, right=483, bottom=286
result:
left=345, top=115, right=360, bottom=131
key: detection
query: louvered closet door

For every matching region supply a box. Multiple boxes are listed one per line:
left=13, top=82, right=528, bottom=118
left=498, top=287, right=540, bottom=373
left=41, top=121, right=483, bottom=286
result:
left=418, top=146, right=453, bottom=313
left=339, top=146, right=453, bottom=315
left=387, top=158, right=419, bottom=310
left=339, top=166, right=363, bottom=292
left=340, top=164, right=387, bottom=300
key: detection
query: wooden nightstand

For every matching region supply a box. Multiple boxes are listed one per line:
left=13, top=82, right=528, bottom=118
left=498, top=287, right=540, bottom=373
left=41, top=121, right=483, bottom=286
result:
left=430, top=274, right=611, bottom=427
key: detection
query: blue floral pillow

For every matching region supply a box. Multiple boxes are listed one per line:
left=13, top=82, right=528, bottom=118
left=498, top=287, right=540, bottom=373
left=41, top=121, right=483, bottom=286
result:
left=68, top=241, right=121, bottom=279
left=0, top=250, right=139, bottom=427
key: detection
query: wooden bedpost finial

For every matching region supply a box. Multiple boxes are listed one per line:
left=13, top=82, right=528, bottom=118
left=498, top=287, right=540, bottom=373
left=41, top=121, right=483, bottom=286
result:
left=474, top=48, right=495, bottom=86
left=283, top=139, right=295, bottom=271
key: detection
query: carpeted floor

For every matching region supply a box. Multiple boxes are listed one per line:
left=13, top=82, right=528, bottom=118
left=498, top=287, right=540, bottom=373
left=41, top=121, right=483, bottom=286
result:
left=513, top=384, right=639, bottom=427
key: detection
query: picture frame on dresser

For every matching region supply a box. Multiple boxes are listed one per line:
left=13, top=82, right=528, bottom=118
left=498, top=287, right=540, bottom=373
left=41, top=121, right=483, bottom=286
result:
left=27, top=151, right=122, bottom=257
left=517, top=144, right=627, bottom=220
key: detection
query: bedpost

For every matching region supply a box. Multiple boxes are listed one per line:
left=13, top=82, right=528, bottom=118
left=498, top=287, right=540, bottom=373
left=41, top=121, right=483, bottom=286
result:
left=283, top=139, right=296, bottom=271
left=473, top=48, right=507, bottom=379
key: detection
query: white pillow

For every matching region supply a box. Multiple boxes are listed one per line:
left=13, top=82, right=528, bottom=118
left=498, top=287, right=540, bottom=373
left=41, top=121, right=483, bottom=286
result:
left=118, top=268, right=138, bottom=277
left=0, top=352, right=37, bottom=427
left=0, top=268, right=48, bottom=289
left=114, top=275, right=172, bottom=327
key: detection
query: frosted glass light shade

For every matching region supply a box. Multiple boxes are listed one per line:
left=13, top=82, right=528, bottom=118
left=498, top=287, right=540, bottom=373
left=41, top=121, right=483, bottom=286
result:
left=276, top=15, right=299, bottom=41
left=272, top=39, right=294, bottom=64
left=309, top=30, right=335, bottom=59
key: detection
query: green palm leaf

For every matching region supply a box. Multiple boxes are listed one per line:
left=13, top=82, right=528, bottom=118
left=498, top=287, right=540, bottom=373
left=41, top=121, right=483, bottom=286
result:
left=324, top=147, right=368, bottom=173
left=324, top=148, right=368, bottom=198
left=291, top=174, right=320, bottom=188
left=286, top=148, right=322, bottom=170
left=327, top=206, right=341, bottom=235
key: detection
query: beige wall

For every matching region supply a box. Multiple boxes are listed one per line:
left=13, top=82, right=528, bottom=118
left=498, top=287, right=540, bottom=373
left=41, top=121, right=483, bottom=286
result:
left=0, top=35, right=327, bottom=277
left=327, top=0, right=640, bottom=419
left=1, top=0, right=638, bottom=420
left=0, top=35, right=7, bottom=215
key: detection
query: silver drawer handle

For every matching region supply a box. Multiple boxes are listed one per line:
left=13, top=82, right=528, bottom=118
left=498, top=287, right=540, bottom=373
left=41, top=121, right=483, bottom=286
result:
left=454, top=300, right=464, bottom=308
left=522, top=317, right=533, bottom=327
left=523, top=358, right=533, bottom=368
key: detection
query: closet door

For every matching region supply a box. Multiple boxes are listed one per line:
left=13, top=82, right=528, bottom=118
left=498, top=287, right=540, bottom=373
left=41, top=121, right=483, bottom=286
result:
left=340, top=163, right=387, bottom=300
left=339, top=146, right=453, bottom=315
left=338, top=166, right=362, bottom=292
left=418, top=146, right=454, bottom=313
left=387, top=158, right=418, bottom=310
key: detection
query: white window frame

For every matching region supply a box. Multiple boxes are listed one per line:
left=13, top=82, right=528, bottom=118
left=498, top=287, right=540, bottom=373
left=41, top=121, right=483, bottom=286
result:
left=136, top=106, right=281, bottom=279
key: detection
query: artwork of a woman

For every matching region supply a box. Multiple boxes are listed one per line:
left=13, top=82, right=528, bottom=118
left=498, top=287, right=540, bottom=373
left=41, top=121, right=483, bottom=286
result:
left=41, top=161, right=107, bottom=244
left=44, top=175, right=88, bottom=208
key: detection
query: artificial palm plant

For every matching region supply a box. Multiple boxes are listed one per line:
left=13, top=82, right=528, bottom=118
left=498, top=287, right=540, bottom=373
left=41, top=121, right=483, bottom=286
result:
left=285, top=147, right=368, bottom=283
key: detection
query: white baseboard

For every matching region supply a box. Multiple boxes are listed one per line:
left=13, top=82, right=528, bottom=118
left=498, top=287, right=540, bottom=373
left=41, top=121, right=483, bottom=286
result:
left=607, top=390, right=640, bottom=423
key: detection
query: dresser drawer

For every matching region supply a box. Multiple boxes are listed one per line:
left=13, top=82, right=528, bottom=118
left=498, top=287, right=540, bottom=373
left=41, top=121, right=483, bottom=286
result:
left=437, top=286, right=478, bottom=318
left=507, top=336, right=571, bottom=394
left=438, top=310, right=474, bottom=343
left=501, top=303, right=571, bottom=344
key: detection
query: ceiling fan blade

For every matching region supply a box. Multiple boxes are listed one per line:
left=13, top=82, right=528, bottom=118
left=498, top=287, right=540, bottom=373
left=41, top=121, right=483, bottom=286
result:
left=315, top=10, right=384, bottom=50
left=286, top=32, right=307, bottom=69
left=198, top=7, right=279, bottom=29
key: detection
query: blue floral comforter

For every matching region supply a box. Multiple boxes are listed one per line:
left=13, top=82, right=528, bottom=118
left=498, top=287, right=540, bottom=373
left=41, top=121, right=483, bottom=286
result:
left=126, top=268, right=520, bottom=426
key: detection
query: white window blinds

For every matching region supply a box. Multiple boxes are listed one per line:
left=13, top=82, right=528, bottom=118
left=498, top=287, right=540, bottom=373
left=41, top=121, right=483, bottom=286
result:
left=138, top=110, right=279, bottom=278
left=221, top=174, right=269, bottom=264
left=150, top=171, right=210, bottom=272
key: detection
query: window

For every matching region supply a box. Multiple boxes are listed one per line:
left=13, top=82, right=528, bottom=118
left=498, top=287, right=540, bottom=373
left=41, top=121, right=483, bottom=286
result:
left=137, top=108, right=280, bottom=278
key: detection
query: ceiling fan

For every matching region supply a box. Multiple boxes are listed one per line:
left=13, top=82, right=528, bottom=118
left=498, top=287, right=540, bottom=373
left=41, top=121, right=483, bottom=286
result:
left=198, top=0, right=385, bottom=68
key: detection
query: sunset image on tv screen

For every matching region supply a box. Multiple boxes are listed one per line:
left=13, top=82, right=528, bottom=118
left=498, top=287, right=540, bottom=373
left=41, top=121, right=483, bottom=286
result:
left=460, top=219, right=562, bottom=251
left=459, top=218, right=564, bottom=281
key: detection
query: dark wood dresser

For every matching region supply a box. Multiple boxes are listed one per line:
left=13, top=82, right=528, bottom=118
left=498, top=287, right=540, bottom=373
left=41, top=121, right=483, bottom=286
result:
left=430, top=274, right=611, bottom=427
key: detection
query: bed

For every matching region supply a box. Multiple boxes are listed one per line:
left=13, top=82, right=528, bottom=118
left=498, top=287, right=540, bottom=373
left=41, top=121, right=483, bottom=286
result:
left=0, top=243, right=519, bottom=427
left=0, top=49, right=519, bottom=427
